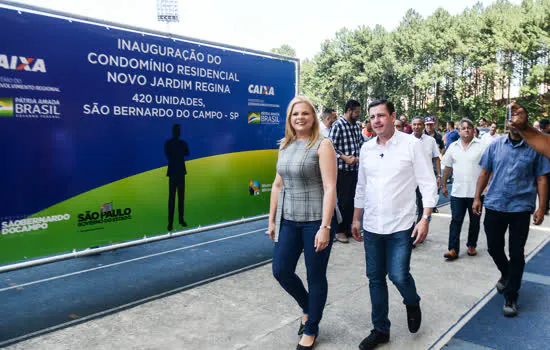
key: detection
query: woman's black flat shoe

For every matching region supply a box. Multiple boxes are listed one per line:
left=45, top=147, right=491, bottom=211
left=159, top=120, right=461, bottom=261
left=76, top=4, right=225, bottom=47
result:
left=296, top=337, right=316, bottom=349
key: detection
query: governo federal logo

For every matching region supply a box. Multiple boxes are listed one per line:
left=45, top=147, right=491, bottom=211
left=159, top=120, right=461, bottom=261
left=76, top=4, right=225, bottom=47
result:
left=248, top=112, right=261, bottom=124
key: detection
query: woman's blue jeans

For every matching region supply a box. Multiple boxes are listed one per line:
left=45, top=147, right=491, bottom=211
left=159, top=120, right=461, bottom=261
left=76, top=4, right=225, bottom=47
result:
left=364, top=227, right=420, bottom=334
left=272, top=218, right=335, bottom=336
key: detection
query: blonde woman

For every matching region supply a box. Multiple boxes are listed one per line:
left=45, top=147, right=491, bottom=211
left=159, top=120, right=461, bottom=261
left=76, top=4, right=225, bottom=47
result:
left=267, top=96, right=337, bottom=349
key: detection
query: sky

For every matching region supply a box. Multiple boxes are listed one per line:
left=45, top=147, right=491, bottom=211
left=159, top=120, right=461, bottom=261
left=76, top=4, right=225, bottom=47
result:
left=8, top=0, right=523, bottom=60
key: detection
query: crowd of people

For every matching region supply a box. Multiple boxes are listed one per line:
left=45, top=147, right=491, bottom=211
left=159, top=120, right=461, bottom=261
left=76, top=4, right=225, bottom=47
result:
left=267, top=96, right=549, bottom=350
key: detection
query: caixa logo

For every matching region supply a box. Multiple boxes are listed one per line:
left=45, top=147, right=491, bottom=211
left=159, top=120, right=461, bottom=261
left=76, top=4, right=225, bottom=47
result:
left=0, top=54, right=47, bottom=73
left=248, top=84, right=275, bottom=96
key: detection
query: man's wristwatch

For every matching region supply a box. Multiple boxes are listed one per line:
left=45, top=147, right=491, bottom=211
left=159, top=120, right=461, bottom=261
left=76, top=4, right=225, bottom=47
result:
left=320, top=225, right=331, bottom=230
left=422, top=215, right=431, bottom=222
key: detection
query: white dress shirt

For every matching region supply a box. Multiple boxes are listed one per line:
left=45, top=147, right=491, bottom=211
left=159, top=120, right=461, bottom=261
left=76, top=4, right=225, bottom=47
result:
left=417, top=133, right=440, bottom=160
left=442, top=137, right=485, bottom=198
left=354, top=131, right=438, bottom=235
left=319, top=122, right=330, bottom=138
left=481, top=132, right=500, bottom=147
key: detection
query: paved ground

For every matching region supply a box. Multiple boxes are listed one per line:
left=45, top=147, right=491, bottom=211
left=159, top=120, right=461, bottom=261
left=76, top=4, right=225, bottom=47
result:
left=0, top=220, right=272, bottom=346
left=3, top=203, right=549, bottom=349
left=444, top=238, right=550, bottom=350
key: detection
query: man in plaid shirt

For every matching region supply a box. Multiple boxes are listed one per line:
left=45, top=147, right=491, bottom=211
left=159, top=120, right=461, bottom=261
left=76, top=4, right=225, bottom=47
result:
left=329, top=99, right=364, bottom=243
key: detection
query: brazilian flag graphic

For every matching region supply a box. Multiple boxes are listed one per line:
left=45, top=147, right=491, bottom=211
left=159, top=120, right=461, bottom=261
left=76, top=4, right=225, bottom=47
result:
left=248, top=111, right=261, bottom=124
left=0, top=98, right=14, bottom=117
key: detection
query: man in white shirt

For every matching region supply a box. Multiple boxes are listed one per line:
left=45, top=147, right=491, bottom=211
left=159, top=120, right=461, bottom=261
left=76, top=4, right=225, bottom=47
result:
left=319, top=108, right=337, bottom=137
left=441, top=118, right=486, bottom=260
left=478, top=117, right=490, bottom=137
left=480, top=122, right=500, bottom=147
left=411, top=116, right=441, bottom=224
left=351, top=100, right=438, bottom=349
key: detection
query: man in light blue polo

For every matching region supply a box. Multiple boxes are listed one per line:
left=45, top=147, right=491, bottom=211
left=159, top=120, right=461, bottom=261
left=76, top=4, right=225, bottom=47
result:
left=473, top=104, right=549, bottom=317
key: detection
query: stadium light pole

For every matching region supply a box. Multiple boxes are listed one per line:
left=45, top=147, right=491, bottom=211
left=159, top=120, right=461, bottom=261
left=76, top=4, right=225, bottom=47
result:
left=156, top=0, right=179, bottom=33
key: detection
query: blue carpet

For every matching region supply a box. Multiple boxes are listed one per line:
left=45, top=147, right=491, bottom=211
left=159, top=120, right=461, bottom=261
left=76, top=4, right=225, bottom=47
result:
left=524, top=242, right=550, bottom=277
left=451, top=240, right=550, bottom=350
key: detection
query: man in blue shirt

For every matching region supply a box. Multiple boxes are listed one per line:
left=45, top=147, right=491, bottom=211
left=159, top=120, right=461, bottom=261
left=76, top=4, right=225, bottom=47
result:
left=445, top=120, right=460, bottom=150
left=473, top=104, right=549, bottom=317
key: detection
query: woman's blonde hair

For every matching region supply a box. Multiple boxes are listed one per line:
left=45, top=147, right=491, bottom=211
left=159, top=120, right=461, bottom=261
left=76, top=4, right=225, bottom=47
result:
left=279, top=95, right=321, bottom=150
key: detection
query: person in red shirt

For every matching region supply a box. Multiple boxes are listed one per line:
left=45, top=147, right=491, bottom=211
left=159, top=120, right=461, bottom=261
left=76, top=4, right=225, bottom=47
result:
left=400, top=115, right=413, bottom=134
left=362, top=119, right=374, bottom=140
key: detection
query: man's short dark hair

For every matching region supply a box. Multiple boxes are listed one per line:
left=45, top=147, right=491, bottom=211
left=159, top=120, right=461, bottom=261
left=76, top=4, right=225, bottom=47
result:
left=479, top=117, right=487, bottom=123
left=320, top=109, right=334, bottom=121
left=540, top=118, right=550, bottom=129
left=459, top=118, right=474, bottom=129
left=344, top=100, right=360, bottom=114
left=394, top=119, right=404, bottom=127
left=368, top=99, right=395, bottom=115
left=491, top=122, right=498, bottom=127
left=412, top=116, right=424, bottom=124
left=447, top=120, right=455, bottom=128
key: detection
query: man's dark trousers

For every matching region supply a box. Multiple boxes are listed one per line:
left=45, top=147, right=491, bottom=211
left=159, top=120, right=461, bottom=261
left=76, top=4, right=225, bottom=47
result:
left=484, top=208, right=530, bottom=302
left=449, top=196, right=480, bottom=253
left=168, top=177, right=185, bottom=227
left=337, top=170, right=358, bottom=236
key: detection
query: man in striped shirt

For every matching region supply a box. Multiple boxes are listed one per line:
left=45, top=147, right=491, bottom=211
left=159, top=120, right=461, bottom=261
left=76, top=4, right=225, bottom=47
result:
left=329, top=99, right=364, bottom=243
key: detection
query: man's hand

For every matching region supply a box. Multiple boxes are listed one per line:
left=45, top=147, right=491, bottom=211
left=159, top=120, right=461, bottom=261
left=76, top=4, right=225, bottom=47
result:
left=472, top=198, right=483, bottom=216
left=533, top=208, right=545, bottom=225
left=314, top=228, right=330, bottom=252
left=351, top=220, right=363, bottom=242
left=509, top=103, right=528, bottom=131
left=441, top=184, right=449, bottom=198
left=412, top=219, right=429, bottom=245
left=343, top=155, right=356, bottom=165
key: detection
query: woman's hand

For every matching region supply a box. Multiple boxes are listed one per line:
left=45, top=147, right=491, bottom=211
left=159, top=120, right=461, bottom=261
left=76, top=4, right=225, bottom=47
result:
left=314, top=228, right=330, bottom=252
left=267, top=222, right=276, bottom=241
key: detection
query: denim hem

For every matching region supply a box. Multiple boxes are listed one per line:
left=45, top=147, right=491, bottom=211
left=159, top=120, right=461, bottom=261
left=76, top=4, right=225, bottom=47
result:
left=303, top=331, right=318, bottom=337
left=374, top=328, right=390, bottom=336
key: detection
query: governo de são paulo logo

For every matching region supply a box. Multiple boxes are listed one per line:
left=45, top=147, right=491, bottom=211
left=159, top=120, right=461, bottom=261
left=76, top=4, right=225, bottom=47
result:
left=248, top=112, right=261, bottom=124
left=0, top=54, right=47, bottom=73
left=249, top=180, right=260, bottom=195
left=0, top=98, right=14, bottom=117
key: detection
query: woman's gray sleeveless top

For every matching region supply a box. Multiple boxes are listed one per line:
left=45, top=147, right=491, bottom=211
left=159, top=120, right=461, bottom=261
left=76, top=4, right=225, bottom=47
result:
left=274, top=138, right=324, bottom=241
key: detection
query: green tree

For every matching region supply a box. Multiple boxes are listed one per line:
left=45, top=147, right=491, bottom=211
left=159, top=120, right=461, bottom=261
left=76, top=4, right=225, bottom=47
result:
left=300, top=0, right=550, bottom=125
left=270, top=44, right=296, bottom=57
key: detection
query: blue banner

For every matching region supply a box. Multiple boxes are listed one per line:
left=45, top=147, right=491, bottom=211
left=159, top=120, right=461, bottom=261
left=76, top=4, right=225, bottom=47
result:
left=0, top=4, right=296, bottom=264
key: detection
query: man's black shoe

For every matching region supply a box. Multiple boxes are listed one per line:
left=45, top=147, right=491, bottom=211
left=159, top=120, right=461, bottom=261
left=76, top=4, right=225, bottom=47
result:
left=503, top=299, right=518, bottom=317
left=359, top=329, right=389, bottom=350
left=180, top=220, right=188, bottom=227
left=406, top=304, right=421, bottom=333
left=167, top=225, right=173, bottom=231
left=496, top=276, right=508, bottom=293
